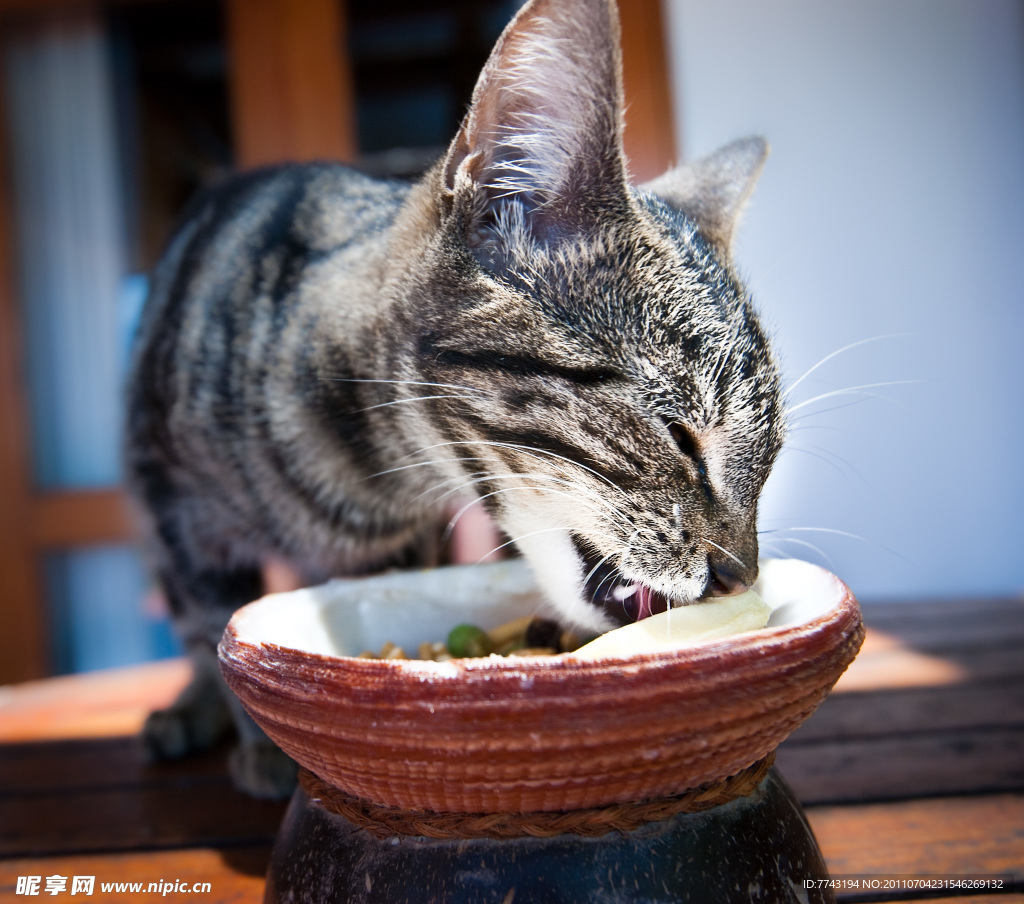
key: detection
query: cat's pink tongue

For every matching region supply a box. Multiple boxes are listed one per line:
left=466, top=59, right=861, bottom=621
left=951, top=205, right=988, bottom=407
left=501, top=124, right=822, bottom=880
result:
left=634, top=584, right=670, bottom=620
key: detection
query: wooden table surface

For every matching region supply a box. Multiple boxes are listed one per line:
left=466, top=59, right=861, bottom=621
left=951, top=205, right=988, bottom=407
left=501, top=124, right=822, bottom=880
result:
left=1, top=596, right=1021, bottom=903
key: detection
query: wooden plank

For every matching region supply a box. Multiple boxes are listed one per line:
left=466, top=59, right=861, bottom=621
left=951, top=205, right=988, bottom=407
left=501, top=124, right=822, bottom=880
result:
left=225, top=0, right=356, bottom=168
left=778, top=727, right=1024, bottom=805
left=836, top=632, right=1024, bottom=693
left=860, top=596, right=1022, bottom=627
left=807, top=793, right=1024, bottom=878
left=0, top=781, right=287, bottom=858
left=0, top=844, right=270, bottom=904
left=859, top=598, right=1024, bottom=650
left=620, top=0, right=676, bottom=182
left=836, top=640, right=967, bottom=692
left=0, top=736, right=233, bottom=796
left=875, top=616, right=1024, bottom=652
left=29, top=487, right=139, bottom=548
left=0, top=667, right=285, bottom=860
left=0, top=658, right=190, bottom=742
left=3, top=733, right=1018, bottom=857
left=790, top=680, right=1024, bottom=743
left=0, top=21, right=48, bottom=684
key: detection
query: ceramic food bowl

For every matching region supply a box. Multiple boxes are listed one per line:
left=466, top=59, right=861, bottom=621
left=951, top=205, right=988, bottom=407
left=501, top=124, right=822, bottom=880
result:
left=219, top=558, right=863, bottom=813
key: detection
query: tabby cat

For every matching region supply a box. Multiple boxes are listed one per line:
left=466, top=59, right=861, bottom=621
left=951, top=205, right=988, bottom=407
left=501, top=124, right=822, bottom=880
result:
left=125, top=0, right=785, bottom=798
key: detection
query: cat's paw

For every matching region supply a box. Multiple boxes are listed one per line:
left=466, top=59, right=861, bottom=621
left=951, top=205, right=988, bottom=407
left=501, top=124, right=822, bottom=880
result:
left=141, top=698, right=231, bottom=761
left=228, top=740, right=299, bottom=800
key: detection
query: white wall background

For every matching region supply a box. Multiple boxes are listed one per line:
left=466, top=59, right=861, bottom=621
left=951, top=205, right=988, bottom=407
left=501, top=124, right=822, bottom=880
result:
left=663, top=0, right=1024, bottom=601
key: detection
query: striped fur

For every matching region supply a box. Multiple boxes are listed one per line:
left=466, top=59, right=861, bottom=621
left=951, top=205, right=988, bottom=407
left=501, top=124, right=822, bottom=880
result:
left=125, top=0, right=784, bottom=796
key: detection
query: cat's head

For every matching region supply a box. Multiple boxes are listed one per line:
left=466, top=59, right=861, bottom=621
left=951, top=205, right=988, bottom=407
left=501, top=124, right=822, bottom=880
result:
left=403, top=0, right=784, bottom=632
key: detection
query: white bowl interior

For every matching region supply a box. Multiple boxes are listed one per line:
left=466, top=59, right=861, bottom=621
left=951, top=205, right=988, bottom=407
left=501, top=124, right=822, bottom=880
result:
left=230, top=560, right=543, bottom=658
left=230, top=558, right=846, bottom=660
left=756, top=558, right=847, bottom=628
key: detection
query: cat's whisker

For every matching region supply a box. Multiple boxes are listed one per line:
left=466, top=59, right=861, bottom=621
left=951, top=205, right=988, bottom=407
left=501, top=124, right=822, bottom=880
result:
left=425, top=470, right=633, bottom=526
left=779, top=443, right=867, bottom=484
left=785, top=423, right=845, bottom=435
left=410, top=470, right=489, bottom=502
left=477, top=522, right=629, bottom=571
left=785, top=397, right=875, bottom=425
left=392, top=438, right=639, bottom=535
left=484, top=524, right=626, bottom=566
left=799, top=443, right=865, bottom=482
left=442, top=485, right=625, bottom=549
left=606, top=530, right=651, bottom=599
left=432, top=477, right=624, bottom=529
left=756, top=539, right=787, bottom=559
left=784, top=380, right=921, bottom=417
left=423, top=469, right=590, bottom=503
left=323, top=376, right=494, bottom=396
left=352, top=394, right=485, bottom=414
left=590, top=534, right=656, bottom=603
left=363, top=456, right=491, bottom=482
left=443, top=489, right=624, bottom=553
left=581, top=527, right=666, bottom=608
left=762, top=526, right=868, bottom=542
left=582, top=547, right=624, bottom=597
left=474, top=526, right=571, bottom=563
left=402, top=439, right=634, bottom=504
left=381, top=437, right=639, bottom=539
left=759, top=535, right=835, bottom=568
left=761, top=526, right=915, bottom=565
left=700, top=537, right=746, bottom=569
left=783, top=333, right=913, bottom=400
left=757, top=534, right=800, bottom=557
left=590, top=568, right=622, bottom=605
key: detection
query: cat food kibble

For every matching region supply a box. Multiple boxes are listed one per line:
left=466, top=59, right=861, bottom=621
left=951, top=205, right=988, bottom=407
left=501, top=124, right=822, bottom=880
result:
left=446, top=624, right=493, bottom=658
left=359, top=596, right=772, bottom=662
left=357, top=616, right=582, bottom=661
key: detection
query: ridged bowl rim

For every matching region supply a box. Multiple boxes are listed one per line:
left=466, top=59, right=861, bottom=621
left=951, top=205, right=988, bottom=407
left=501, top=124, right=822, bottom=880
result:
left=219, top=558, right=863, bottom=812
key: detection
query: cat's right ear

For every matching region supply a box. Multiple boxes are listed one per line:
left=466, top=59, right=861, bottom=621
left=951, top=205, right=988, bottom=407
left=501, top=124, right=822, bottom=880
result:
left=441, top=0, right=629, bottom=260
left=643, top=137, right=769, bottom=261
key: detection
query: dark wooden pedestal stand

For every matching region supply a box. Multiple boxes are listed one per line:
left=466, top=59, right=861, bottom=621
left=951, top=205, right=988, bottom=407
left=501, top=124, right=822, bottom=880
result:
left=265, top=759, right=834, bottom=904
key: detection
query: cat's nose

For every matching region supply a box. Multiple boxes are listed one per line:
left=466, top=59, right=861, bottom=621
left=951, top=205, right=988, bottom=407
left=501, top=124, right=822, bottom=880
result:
left=704, top=560, right=751, bottom=597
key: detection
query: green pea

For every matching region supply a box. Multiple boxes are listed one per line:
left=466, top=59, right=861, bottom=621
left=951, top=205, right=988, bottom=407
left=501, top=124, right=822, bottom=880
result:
left=446, top=623, right=493, bottom=658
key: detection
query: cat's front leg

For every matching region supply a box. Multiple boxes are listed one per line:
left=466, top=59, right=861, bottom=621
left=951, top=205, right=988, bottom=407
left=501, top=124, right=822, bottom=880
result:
left=140, top=546, right=300, bottom=799
left=223, top=683, right=299, bottom=800
left=141, top=640, right=232, bottom=760
left=143, top=638, right=298, bottom=799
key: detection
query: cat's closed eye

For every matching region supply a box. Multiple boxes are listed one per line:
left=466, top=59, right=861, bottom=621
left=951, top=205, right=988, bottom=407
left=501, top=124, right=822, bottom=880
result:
left=663, top=418, right=707, bottom=476
left=435, top=348, right=621, bottom=386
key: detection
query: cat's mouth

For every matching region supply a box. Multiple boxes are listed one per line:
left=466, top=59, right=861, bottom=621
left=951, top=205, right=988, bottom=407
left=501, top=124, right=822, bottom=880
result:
left=571, top=535, right=673, bottom=627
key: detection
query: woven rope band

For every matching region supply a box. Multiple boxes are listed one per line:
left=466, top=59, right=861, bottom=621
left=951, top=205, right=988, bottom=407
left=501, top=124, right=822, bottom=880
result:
left=300, top=751, right=776, bottom=840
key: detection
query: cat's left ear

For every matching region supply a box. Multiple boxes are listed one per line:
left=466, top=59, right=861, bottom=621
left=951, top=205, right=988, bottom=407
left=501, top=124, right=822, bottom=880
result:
left=643, top=137, right=769, bottom=260
left=441, top=0, right=629, bottom=257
